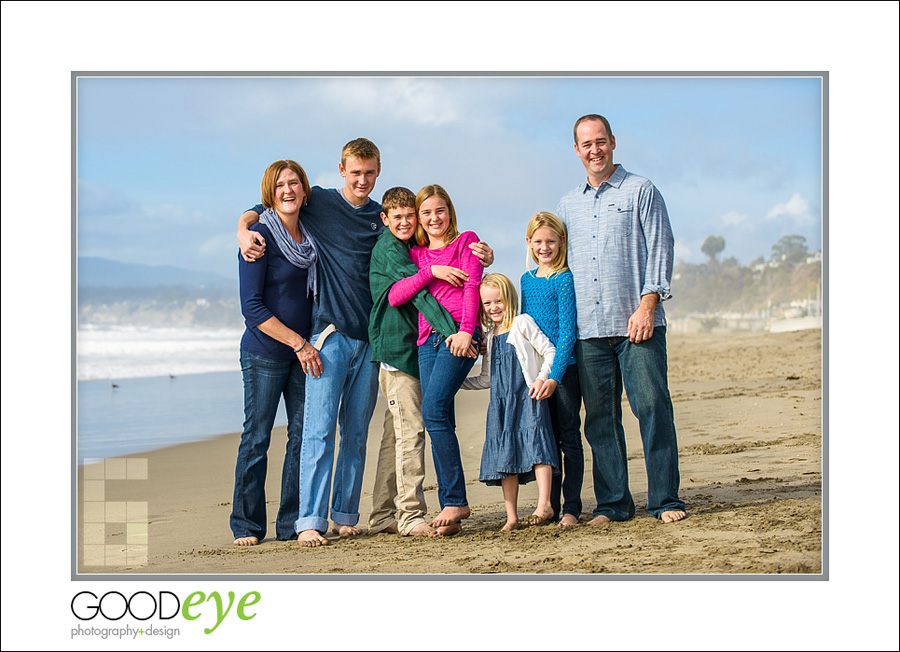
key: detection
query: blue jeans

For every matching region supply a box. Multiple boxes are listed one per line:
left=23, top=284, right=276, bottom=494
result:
left=294, top=330, right=379, bottom=534
left=418, top=330, right=481, bottom=509
left=576, top=327, right=684, bottom=520
left=548, top=363, right=584, bottom=520
left=231, top=348, right=305, bottom=541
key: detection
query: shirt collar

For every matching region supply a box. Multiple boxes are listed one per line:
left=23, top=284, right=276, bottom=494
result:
left=581, top=164, right=627, bottom=194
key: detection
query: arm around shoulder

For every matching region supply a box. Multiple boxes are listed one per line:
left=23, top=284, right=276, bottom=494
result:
left=238, top=207, right=265, bottom=262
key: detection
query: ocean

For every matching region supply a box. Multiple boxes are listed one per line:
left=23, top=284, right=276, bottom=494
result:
left=76, top=326, right=287, bottom=461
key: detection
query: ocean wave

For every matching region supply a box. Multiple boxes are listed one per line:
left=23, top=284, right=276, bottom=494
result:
left=77, top=326, right=244, bottom=380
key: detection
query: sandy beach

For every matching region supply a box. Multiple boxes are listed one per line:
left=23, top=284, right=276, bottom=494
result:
left=76, top=329, right=823, bottom=576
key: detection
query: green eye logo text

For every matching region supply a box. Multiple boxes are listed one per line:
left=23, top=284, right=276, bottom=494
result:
left=71, top=590, right=260, bottom=634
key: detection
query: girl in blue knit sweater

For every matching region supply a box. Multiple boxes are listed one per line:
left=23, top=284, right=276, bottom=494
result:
left=520, top=212, right=584, bottom=527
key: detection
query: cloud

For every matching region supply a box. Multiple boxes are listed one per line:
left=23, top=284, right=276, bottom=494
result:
left=721, top=211, right=749, bottom=226
left=317, top=78, right=462, bottom=127
left=765, top=193, right=811, bottom=221
left=198, top=232, right=237, bottom=256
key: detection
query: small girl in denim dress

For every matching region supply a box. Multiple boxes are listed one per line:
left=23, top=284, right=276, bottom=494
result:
left=462, top=273, right=559, bottom=531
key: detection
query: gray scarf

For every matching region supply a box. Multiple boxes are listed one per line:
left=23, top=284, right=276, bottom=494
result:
left=258, top=208, right=318, bottom=298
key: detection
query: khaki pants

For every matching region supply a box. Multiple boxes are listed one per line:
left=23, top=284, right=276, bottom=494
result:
left=368, top=368, right=429, bottom=535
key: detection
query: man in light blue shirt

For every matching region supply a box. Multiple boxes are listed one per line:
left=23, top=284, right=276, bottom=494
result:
left=557, top=114, right=686, bottom=524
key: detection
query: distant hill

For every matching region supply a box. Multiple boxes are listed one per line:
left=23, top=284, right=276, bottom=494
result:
left=77, top=258, right=242, bottom=328
left=78, top=257, right=232, bottom=289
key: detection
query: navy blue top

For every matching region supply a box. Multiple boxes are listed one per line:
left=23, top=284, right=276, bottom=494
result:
left=249, top=186, right=382, bottom=341
left=239, top=222, right=313, bottom=360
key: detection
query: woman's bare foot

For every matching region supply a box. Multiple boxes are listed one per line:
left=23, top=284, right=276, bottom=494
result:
left=233, top=536, right=259, bottom=546
left=436, top=523, right=461, bottom=536
left=587, top=514, right=612, bottom=525
left=501, top=518, right=519, bottom=531
left=331, top=523, right=362, bottom=537
left=429, top=505, right=470, bottom=527
left=558, top=514, right=579, bottom=528
left=297, top=530, right=329, bottom=547
left=660, top=510, right=687, bottom=523
left=407, top=522, right=438, bottom=537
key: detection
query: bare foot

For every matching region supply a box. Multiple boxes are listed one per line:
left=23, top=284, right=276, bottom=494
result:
left=587, top=514, right=612, bottom=525
left=370, top=522, right=399, bottom=535
left=436, top=523, right=462, bottom=536
left=501, top=519, right=519, bottom=531
left=233, top=536, right=259, bottom=546
left=558, top=514, right=579, bottom=528
left=406, top=522, right=438, bottom=537
left=297, top=530, right=329, bottom=547
left=660, top=510, right=687, bottom=523
left=331, top=523, right=362, bottom=537
left=429, top=505, right=470, bottom=527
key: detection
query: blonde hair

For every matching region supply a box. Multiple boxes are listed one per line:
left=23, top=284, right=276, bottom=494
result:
left=479, top=273, right=518, bottom=332
left=525, top=211, right=569, bottom=276
left=261, top=160, right=311, bottom=210
left=340, top=138, right=381, bottom=166
left=415, top=184, right=460, bottom=247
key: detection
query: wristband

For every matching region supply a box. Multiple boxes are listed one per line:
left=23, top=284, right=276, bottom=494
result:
left=293, top=340, right=306, bottom=353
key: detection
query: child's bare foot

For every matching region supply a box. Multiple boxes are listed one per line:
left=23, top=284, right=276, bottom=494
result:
left=233, top=536, right=259, bottom=546
left=587, top=514, right=612, bottom=525
left=660, top=510, right=687, bottom=523
left=330, top=523, right=362, bottom=537
left=407, top=522, right=438, bottom=537
left=297, top=530, right=329, bottom=547
left=522, top=505, right=554, bottom=526
left=436, top=523, right=462, bottom=536
left=558, top=514, right=579, bottom=528
left=501, top=519, right=519, bottom=531
left=429, top=505, right=470, bottom=527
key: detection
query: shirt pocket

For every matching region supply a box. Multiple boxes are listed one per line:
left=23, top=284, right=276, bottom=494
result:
left=605, top=201, right=634, bottom=238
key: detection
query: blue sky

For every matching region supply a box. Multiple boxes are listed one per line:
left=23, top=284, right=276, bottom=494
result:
left=76, top=74, right=823, bottom=282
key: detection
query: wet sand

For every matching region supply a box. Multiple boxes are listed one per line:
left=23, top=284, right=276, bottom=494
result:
left=77, top=329, right=823, bottom=575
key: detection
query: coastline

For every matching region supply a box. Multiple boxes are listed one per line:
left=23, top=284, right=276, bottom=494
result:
left=76, top=329, right=823, bottom=575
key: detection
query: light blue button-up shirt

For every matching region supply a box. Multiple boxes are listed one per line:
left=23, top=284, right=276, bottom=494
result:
left=556, top=164, right=674, bottom=340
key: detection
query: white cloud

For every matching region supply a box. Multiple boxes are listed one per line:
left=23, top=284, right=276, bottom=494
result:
left=721, top=210, right=749, bottom=226
left=318, top=78, right=461, bottom=127
left=765, top=193, right=810, bottom=220
left=198, top=232, right=236, bottom=256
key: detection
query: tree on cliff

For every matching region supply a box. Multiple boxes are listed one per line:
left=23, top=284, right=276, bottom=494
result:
left=771, top=234, right=808, bottom=265
left=701, top=235, right=726, bottom=265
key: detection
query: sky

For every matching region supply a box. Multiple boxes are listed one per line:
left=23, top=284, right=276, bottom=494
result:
left=2, top=2, right=899, bottom=651
left=76, top=74, right=823, bottom=282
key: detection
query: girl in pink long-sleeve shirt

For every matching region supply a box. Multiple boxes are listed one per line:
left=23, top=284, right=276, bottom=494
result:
left=388, top=184, right=483, bottom=533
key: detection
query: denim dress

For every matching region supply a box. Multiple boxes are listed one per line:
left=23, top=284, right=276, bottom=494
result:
left=479, top=332, right=559, bottom=486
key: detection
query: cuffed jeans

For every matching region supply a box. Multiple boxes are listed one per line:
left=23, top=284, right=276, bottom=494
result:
left=231, top=348, right=305, bottom=541
left=368, top=367, right=429, bottom=535
left=294, top=330, right=379, bottom=534
left=548, top=363, right=584, bottom=520
left=418, top=330, right=481, bottom=510
left=576, top=327, right=684, bottom=521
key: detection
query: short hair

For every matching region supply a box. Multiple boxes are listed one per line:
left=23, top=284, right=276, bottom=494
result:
left=381, top=187, right=416, bottom=214
left=414, top=184, right=460, bottom=247
left=573, top=114, right=613, bottom=144
left=260, top=160, right=311, bottom=210
left=526, top=211, right=569, bottom=276
left=341, top=137, right=381, bottom=166
left=479, top=273, right=518, bottom=331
